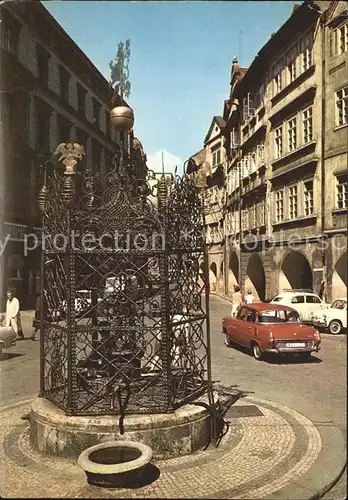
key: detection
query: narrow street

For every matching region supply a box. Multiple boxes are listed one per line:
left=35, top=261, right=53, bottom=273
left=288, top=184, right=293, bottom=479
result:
left=0, top=295, right=346, bottom=498
left=1, top=296, right=346, bottom=437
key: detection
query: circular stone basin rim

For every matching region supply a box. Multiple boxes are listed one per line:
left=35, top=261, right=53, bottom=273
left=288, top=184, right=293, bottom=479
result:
left=78, top=441, right=152, bottom=475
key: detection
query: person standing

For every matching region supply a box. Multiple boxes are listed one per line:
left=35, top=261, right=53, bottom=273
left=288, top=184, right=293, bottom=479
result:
left=245, top=289, right=255, bottom=304
left=5, top=288, right=24, bottom=340
left=231, top=285, right=243, bottom=317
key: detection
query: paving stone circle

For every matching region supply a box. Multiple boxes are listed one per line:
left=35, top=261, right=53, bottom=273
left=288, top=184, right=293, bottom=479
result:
left=0, top=396, right=322, bottom=499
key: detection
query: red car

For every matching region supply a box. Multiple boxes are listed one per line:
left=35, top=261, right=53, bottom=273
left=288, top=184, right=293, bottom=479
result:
left=222, top=303, right=321, bottom=361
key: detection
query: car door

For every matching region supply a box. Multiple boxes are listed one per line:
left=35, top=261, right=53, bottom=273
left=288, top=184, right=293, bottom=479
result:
left=232, top=306, right=249, bottom=345
left=305, top=295, right=324, bottom=321
left=290, top=295, right=306, bottom=321
left=239, top=308, right=256, bottom=347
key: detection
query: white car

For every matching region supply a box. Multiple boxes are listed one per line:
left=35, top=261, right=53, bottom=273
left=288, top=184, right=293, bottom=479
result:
left=311, top=298, right=347, bottom=335
left=271, top=290, right=327, bottom=322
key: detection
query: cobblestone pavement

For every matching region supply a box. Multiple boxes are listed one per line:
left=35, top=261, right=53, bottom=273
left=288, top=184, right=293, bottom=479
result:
left=0, top=396, right=322, bottom=498
left=0, top=297, right=346, bottom=498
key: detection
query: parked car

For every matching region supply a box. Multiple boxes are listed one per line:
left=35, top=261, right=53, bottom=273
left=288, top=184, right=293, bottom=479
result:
left=311, top=298, right=347, bottom=335
left=271, top=289, right=327, bottom=322
left=222, top=303, right=321, bottom=361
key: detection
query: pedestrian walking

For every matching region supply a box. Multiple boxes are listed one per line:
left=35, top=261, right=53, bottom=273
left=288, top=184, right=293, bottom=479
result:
left=245, top=289, right=255, bottom=304
left=32, top=293, right=41, bottom=341
left=231, top=285, right=243, bottom=317
left=5, top=288, right=24, bottom=340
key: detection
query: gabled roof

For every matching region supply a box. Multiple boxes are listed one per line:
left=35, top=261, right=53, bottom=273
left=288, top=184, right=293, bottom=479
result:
left=204, top=116, right=226, bottom=144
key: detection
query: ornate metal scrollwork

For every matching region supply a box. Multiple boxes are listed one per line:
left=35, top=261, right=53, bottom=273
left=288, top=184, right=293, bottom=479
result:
left=38, top=142, right=210, bottom=416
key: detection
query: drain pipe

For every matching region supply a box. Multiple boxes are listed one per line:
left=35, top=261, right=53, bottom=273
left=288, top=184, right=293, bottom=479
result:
left=319, top=8, right=327, bottom=299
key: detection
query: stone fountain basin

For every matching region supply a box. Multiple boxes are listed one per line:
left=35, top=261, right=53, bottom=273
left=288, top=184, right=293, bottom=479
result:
left=78, top=440, right=153, bottom=488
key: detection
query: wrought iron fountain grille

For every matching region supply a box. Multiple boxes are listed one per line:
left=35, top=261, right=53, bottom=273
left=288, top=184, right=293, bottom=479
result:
left=39, top=150, right=210, bottom=416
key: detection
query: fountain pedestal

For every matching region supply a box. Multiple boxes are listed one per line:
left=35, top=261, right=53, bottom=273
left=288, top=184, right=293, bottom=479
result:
left=30, top=393, right=215, bottom=459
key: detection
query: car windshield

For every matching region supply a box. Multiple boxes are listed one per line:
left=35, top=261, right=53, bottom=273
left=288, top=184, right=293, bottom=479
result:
left=258, top=310, right=300, bottom=323
left=331, top=300, right=347, bottom=310
left=272, top=297, right=283, bottom=302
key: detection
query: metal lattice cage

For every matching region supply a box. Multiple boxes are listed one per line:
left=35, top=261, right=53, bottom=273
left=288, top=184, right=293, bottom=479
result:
left=38, top=145, right=211, bottom=416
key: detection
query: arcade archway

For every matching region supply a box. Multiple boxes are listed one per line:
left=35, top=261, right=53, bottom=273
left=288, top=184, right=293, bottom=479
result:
left=332, top=252, right=347, bottom=299
left=210, top=261, right=217, bottom=292
left=245, top=253, right=265, bottom=301
left=279, top=251, right=313, bottom=291
left=228, top=251, right=239, bottom=295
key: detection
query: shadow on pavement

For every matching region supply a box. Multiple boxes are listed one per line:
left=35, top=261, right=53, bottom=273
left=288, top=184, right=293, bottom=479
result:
left=0, top=352, right=25, bottom=361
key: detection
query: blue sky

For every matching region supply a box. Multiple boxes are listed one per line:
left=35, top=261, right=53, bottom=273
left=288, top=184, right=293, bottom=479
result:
left=43, top=1, right=295, bottom=172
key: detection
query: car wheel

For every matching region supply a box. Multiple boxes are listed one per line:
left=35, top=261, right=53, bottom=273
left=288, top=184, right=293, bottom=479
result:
left=252, top=342, right=262, bottom=360
left=328, top=319, right=342, bottom=335
left=224, top=333, right=232, bottom=347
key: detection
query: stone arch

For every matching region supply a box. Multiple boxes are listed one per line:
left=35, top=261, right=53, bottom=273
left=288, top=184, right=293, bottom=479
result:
left=245, top=253, right=266, bottom=301
left=279, top=250, right=313, bottom=291
left=218, top=261, right=224, bottom=293
left=228, top=251, right=239, bottom=295
left=210, top=261, right=217, bottom=292
left=332, top=251, right=347, bottom=300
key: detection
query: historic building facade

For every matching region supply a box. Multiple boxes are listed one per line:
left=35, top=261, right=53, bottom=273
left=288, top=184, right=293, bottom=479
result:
left=189, top=0, right=347, bottom=302
left=0, top=2, right=144, bottom=308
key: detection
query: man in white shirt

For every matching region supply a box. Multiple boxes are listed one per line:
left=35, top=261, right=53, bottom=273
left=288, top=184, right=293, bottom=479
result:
left=245, top=290, right=255, bottom=304
left=5, top=288, right=24, bottom=339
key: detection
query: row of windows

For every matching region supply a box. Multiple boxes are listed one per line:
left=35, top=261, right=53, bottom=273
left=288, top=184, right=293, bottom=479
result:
left=271, top=32, right=313, bottom=97
left=275, top=180, right=314, bottom=222
left=274, top=175, right=347, bottom=223
left=1, top=17, right=110, bottom=136
left=274, top=105, right=313, bottom=158
left=207, top=175, right=346, bottom=235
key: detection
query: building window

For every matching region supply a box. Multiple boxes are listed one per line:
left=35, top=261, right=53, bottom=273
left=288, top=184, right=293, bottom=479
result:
left=338, top=23, right=348, bottom=54
left=302, top=107, right=313, bottom=143
left=288, top=116, right=297, bottom=151
left=1, top=21, right=17, bottom=53
left=212, top=148, right=221, bottom=167
left=331, top=23, right=348, bottom=56
left=274, top=72, right=282, bottom=94
left=275, top=190, right=284, bottom=222
left=304, top=180, right=314, bottom=216
left=58, top=116, right=71, bottom=144
left=288, top=58, right=297, bottom=83
left=336, top=175, right=347, bottom=209
left=336, top=86, right=348, bottom=127
left=59, top=66, right=70, bottom=102
left=37, top=45, right=49, bottom=86
left=249, top=205, right=256, bottom=229
left=92, top=140, right=101, bottom=174
left=301, top=34, right=313, bottom=71
left=92, top=98, right=101, bottom=128
left=77, top=83, right=86, bottom=115
left=104, top=109, right=110, bottom=138
left=241, top=209, right=249, bottom=230
left=288, top=185, right=298, bottom=219
left=36, top=112, right=50, bottom=152
left=275, top=126, right=283, bottom=158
